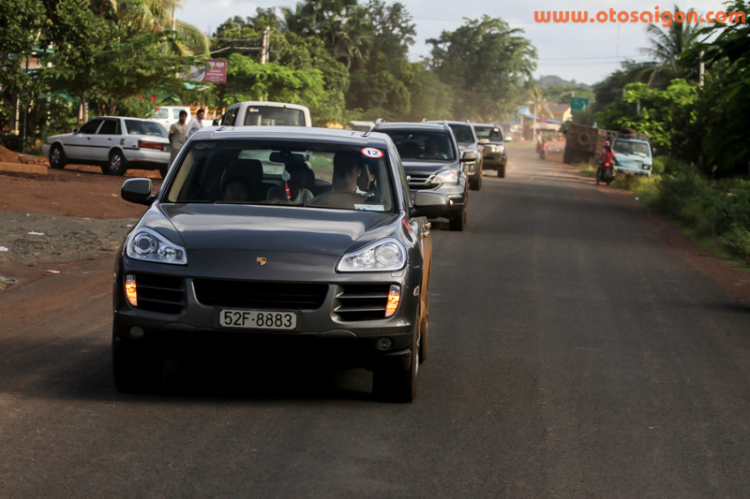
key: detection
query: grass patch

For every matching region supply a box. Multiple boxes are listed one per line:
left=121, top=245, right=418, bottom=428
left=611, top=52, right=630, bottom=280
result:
left=578, top=162, right=597, bottom=178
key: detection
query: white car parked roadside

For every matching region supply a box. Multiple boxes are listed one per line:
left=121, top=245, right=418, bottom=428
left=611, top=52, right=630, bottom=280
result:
left=42, top=117, right=171, bottom=177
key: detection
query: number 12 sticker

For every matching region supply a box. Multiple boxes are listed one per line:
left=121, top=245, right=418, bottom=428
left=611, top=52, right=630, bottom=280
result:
left=361, top=147, right=384, bottom=159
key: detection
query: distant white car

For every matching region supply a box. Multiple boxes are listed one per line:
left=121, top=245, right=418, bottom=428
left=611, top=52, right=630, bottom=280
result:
left=43, top=117, right=171, bottom=177
left=147, top=106, right=192, bottom=129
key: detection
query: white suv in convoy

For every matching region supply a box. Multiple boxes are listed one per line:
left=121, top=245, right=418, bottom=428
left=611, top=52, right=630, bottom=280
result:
left=43, top=117, right=171, bottom=177
left=221, top=102, right=312, bottom=127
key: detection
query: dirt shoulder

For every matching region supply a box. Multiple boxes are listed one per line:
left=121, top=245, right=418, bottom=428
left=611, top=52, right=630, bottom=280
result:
left=0, top=160, right=158, bottom=291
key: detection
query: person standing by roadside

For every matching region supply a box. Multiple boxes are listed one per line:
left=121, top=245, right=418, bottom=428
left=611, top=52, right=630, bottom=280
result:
left=186, top=108, right=205, bottom=139
left=168, top=111, right=188, bottom=165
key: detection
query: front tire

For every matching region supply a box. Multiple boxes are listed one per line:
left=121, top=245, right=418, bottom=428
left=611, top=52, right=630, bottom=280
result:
left=49, top=144, right=66, bottom=170
left=102, top=150, right=128, bottom=176
left=469, top=162, right=483, bottom=190
left=449, top=206, right=466, bottom=231
left=497, top=165, right=506, bottom=178
left=373, top=328, right=418, bottom=403
left=112, top=339, right=163, bottom=393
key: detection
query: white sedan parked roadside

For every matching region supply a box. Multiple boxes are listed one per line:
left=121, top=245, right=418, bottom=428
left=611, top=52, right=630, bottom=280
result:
left=42, top=117, right=171, bottom=177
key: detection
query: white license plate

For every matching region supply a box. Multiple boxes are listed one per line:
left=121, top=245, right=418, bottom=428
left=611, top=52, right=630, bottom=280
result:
left=220, top=310, right=297, bottom=330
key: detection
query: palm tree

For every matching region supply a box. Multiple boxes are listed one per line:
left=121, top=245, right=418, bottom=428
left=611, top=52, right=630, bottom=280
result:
left=639, top=5, right=700, bottom=85
left=130, top=0, right=210, bottom=56
left=526, top=84, right=552, bottom=139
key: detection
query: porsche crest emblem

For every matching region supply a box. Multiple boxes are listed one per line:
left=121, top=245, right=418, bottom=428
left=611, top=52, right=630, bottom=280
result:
left=256, top=257, right=267, bottom=266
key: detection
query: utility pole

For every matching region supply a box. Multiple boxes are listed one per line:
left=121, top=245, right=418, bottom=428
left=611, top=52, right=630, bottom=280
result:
left=21, top=56, right=29, bottom=153
left=260, top=26, right=270, bottom=65
left=699, top=50, right=705, bottom=88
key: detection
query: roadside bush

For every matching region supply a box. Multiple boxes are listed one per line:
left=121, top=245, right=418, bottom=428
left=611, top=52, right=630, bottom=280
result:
left=652, top=155, right=689, bottom=175
left=720, top=225, right=750, bottom=264
left=653, top=168, right=750, bottom=263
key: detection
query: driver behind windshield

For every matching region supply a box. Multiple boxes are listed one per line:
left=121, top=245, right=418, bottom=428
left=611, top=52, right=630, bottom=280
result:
left=420, top=137, right=448, bottom=160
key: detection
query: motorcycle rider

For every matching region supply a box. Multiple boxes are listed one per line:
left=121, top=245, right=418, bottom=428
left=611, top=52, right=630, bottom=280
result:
left=597, top=140, right=616, bottom=185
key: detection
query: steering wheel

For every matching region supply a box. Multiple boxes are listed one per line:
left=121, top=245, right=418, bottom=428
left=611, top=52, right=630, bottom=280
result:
left=309, top=190, right=368, bottom=209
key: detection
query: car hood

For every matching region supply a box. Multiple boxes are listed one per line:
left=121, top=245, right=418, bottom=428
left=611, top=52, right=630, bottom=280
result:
left=47, top=133, right=73, bottom=141
left=401, top=159, right=458, bottom=175
left=144, top=204, right=398, bottom=256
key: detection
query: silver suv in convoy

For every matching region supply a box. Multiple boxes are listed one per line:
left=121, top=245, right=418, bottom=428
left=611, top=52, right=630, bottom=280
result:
left=473, top=123, right=508, bottom=178
left=372, top=121, right=471, bottom=231
left=427, top=120, right=484, bottom=191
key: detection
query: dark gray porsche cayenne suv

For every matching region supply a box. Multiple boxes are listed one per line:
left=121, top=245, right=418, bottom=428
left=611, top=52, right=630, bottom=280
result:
left=113, top=127, right=449, bottom=402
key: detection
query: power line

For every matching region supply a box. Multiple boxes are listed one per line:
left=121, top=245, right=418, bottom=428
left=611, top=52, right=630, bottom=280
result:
left=538, top=55, right=647, bottom=60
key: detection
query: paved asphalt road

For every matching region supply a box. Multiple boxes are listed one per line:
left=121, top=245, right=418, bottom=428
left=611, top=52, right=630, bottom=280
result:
left=2, top=148, right=750, bottom=497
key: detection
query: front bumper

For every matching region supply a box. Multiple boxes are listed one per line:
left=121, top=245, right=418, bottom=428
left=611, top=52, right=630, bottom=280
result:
left=113, top=255, right=421, bottom=371
left=614, top=165, right=652, bottom=176
left=482, top=151, right=507, bottom=169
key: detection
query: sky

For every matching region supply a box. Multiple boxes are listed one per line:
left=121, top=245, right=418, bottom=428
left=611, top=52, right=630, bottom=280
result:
left=177, top=0, right=730, bottom=86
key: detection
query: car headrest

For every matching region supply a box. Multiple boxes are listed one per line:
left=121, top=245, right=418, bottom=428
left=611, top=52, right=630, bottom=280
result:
left=220, top=159, right=262, bottom=193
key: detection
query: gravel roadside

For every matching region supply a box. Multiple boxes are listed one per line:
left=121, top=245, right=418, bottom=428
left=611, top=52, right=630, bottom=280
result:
left=0, top=212, right=136, bottom=290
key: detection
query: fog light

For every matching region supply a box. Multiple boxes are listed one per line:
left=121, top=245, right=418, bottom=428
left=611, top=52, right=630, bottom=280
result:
left=129, top=326, right=144, bottom=339
left=385, top=285, right=400, bottom=318
left=125, top=274, right=137, bottom=307
left=376, top=337, right=392, bottom=350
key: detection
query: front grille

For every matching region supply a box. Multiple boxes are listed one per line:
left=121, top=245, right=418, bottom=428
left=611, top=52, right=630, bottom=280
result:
left=407, top=173, right=436, bottom=190
left=334, top=284, right=392, bottom=322
left=194, top=279, right=328, bottom=310
left=134, top=274, right=185, bottom=314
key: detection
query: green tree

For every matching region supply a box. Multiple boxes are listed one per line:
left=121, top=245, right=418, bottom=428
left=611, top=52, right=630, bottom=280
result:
left=345, top=0, right=416, bottom=119
left=211, top=10, right=350, bottom=124
left=44, top=0, right=193, bottom=117
left=682, top=0, right=750, bottom=175
left=427, top=15, right=536, bottom=121
left=0, top=0, right=46, bottom=132
left=219, top=52, right=327, bottom=114
left=606, top=80, right=699, bottom=160
left=282, top=0, right=372, bottom=70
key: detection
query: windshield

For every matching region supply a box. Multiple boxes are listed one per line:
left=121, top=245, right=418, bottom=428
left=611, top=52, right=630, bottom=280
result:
left=125, top=120, right=168, bottom=137
left=243, top=107, right=305, bottom=126
left=448, top=124, right=474, bottom=144
left=613, top=140, right=651, bottom=157
left=165, top=140, right=395, bottom=212
left=380, top=131, right=456, bottom=161
left=474, top=126, right=504, bottom=142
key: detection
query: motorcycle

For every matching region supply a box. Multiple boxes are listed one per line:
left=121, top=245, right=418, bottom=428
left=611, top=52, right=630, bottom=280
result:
left=597, top=161, right=616, bottom=185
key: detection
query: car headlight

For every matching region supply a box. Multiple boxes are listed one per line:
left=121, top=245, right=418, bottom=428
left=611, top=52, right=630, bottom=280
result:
left=337, top=238, right=406, bottom=272
left=125, top=227, right=188, bottom=265
left=433, top=169, right=460, bottom=184
left=497, top=144, right=505, bottom=153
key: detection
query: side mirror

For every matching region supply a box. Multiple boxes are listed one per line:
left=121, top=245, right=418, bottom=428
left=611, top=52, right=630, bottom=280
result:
left=411, top=191, right=451, bottom=218
left=121, top=178, right=155, bottom=206
left=461, top=151, right=478, bottom=162
left=478, top=138, right=489, bottom=145
left=72, top=128, right=79, bottom=134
